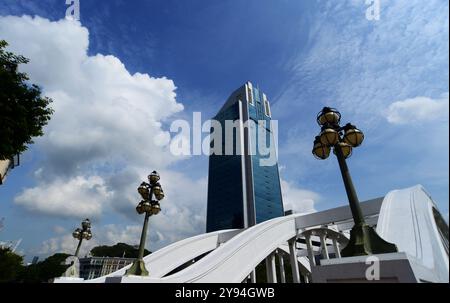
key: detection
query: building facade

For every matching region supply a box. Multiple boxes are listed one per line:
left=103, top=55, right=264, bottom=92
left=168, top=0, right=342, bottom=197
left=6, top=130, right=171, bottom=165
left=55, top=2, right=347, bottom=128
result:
left=206, top=81, right=284, bottom=232
left=0, top=155, right=19, bottom=185
left=0, top=159, right=11, bottom=185
left=79, top=257, right=134, bottom=280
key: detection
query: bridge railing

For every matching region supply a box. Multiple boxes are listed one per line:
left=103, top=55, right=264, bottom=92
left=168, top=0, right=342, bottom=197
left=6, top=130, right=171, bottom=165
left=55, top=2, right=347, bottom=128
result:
left=298, top=227, right=349, bottom=270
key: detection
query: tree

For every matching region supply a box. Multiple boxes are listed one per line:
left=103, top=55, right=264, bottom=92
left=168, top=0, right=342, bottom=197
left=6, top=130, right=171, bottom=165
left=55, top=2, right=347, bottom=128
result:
left=0, top=247, right=24, bottom=282
left=18, top=253, right=70, bottom=283
left=0, top=40, right=54, bottom=160
left=90, top=242, right=151, bottom=258
left=34, top=253, right=70, bottom=283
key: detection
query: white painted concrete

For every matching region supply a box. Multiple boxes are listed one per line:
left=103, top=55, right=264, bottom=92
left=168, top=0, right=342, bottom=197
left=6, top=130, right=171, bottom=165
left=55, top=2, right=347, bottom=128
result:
left=85, top=229, right=241, bottom=283
left=312, top=253, right=417, bottom=283
left=377, top=185, right=449, bottom=283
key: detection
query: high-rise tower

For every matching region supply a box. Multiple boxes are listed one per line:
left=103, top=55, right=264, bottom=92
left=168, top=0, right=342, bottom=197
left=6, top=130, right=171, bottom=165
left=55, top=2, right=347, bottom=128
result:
left=206, top=82, right=284, bottom=232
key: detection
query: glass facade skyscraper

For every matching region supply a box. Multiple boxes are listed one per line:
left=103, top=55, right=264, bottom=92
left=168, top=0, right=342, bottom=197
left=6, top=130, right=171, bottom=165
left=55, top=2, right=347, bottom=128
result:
left=206, top=81, right=284, bottom=232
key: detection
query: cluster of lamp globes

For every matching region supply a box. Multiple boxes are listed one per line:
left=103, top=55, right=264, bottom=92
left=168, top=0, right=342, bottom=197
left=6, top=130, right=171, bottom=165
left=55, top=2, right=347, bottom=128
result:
left=312, top=107, right=365, bottom=160
left=136, top=171, right=165, bottom=216
left=72, top=218, right=93, bottom=241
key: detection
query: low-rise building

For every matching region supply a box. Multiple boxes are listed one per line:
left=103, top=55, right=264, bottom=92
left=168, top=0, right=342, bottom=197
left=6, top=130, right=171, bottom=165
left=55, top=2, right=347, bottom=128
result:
left=79, top=257, right=135, bottom=280
left=0, top=155, right=19, bottom=185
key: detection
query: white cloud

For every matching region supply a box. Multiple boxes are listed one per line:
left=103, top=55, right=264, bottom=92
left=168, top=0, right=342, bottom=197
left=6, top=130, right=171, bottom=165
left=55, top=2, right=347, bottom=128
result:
left=15, top=176, right=111, bottom=219
left=0, top=15, right=183, bottom=175
left=0, top=16, right=210, bottom=253
left=281, top=180, right=319, bottom=214
left=385, top=93, right=449, bottom=124
left=0, top=16, right=184, bottom=215
left=52, top=226, right=67, bottom=235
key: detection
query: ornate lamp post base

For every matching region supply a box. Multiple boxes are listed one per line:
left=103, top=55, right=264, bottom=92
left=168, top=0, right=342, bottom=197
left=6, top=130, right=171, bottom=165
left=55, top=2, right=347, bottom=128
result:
left=126, top=259, right=149, bottom=276
left=341, top=223, right=398, bottom=257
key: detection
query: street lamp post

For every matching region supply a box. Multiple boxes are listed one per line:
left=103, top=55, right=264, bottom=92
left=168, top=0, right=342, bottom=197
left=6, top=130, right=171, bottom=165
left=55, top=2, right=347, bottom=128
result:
left=72, top=218, right=92, bottom=258
left=126, top=171, right=165, bottom=276
left=312, top=107, right=398, bottom=257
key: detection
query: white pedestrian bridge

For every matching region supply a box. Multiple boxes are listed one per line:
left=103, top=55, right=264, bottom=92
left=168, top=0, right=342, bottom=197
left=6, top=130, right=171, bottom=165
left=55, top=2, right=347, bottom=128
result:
left=56, top=185, right=449, bottom=283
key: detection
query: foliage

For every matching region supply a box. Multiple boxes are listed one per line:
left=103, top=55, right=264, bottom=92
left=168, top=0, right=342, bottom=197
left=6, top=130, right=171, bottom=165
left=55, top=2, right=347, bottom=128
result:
left=0, top=242, right=152, bottom=283
left=90, top=242, right=151, bottom=258
left=19, top=253, right=70, bottom=283
left=0, top=250, right=71, bottom=283
left=0, top=247, right=23, bottom=282
left=0, top=40, right=54, bottom=160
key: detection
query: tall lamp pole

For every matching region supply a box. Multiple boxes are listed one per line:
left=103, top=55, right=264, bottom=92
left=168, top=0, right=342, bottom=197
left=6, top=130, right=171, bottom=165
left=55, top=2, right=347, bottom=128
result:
left=72, top=218, right=92, bottom=257
left=312, top=107, right=397, bottom=257
left=126, top=171, right=165, bottom=276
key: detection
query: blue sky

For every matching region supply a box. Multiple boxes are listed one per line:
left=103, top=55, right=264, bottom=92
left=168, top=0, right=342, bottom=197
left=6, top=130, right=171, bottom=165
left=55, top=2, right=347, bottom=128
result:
left=0, top=0, right=448, bottom=262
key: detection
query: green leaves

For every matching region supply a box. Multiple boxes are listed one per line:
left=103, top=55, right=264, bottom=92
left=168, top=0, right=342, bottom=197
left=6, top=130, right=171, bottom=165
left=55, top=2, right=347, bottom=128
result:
left=0, top=40, right=54, bottom=160
left=0, top=247, right=24, bottom=282
left=0, top=248, right=71, bottom=283
left=90, top=242, right=151, bottom=258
